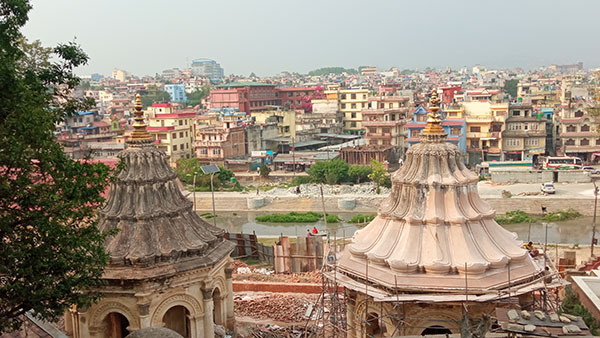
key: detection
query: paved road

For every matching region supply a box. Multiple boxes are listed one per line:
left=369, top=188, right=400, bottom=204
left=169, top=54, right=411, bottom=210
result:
left=477, top=181, right=596, bottom=199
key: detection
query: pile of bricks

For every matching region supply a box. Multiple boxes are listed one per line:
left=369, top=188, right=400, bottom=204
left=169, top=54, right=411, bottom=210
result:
left=233, top=270, right=322, bottom=284
left=234, top=294, right=318, bottom=322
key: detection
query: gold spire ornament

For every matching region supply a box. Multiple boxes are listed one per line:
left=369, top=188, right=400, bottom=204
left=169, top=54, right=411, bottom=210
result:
left=130, top=93, right=152, bottom=141
left=422, top=88, right=446, bottom=135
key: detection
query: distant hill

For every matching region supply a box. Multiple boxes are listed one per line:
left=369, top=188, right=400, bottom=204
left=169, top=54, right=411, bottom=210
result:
left=308, top=67, right=358, bottom=76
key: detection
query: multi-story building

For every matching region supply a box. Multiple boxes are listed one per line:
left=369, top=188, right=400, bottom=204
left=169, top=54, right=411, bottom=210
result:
left=362, top=96, right=411, bottom=156
left=191, top=58, right=224, bottom=79
left=278, top=87, right=317, bottom=111
left=146, top=103, right=196, bottom=165
left=324, top=87, right=369, bottom=135
left=405, top=106, right=467, bottom=155
left=59, top=111, right=96, bottom=135
left=164, top=84, right=188, bottom=103
left=502, top=104, right=546, bottom=161
left=210, top=82, right=279, bottom=113
left=541, top=107, right=557, bottom=156
left=252, top=110, right=297, bottom=139
left=558, top=104, right=600, bottom=161
left=462, top=102, right=507, bottom=164
left=111, top=68, right=131, bottom=82
left=194, top=115, right=246, bottom=165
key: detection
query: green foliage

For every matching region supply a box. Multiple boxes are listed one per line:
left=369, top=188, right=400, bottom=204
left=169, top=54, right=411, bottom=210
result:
left=307, top=159, right=349, bottom=184
left=307, top=67, right=358, bottom=76
left=348, top=214, right=376, bottom=224
left=256, top=212, right=339, bottom=223
left=494, top=210, right=535, bottom=225
left=0, top=2, right=112, bottom=332
left=561, top=287, right=599, bottom=335
left=348, top=165, right=372, bottom=183
left=187, top=86, right=210, bottom=107
left=504, top=79, right=518, bottom=98
left=368, top=159, right=389, bottom=193
left=140, top=89, right=171, bottom=108
left=291, top=176, right=313, bottom=186
left=259, top=164, right=271, bottom=178
left=540, top=208, right=581, bottom=222
left=175, top=158, right=232, bottom=190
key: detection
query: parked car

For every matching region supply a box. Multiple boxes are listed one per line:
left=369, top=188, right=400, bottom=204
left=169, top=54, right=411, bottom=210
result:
left=541, top=182, right=556, bottom=194
left=583, top=166, right=595, bottom=171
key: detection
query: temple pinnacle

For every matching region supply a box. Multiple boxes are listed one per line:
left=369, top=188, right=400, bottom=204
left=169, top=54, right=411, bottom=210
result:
left=422, top=88, right=446, bottom=136
left=129, top=93, right=152, bottom=141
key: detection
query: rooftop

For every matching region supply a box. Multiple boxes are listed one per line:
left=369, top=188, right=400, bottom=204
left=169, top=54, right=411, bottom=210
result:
left=216, top=81, right=274, bottom=88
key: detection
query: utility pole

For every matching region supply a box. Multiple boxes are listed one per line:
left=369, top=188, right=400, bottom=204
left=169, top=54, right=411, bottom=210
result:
left=292, top=137, right=296, bottom=178
left=210, top=172, right=217, bottom=227
left=592, top=180, right=598, bottom=257
left=192, top=171, right=198, bottom=211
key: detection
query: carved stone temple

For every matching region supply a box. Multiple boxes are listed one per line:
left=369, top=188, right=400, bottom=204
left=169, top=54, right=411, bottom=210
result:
left=64, top=94, right=235, bottom=338
left=330, top=90, right=565, bottom=337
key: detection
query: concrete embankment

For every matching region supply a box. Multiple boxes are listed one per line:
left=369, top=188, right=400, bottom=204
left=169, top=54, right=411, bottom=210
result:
left=193, top=194, right=597, bottom=216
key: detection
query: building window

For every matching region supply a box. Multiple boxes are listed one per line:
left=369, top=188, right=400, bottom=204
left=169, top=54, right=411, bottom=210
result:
left=179, top=132, right=184, bottom=138
left=213, top=149, right=221, bottom=155
left=596, top=139, right=600, bottom=145
left=450, top=128, right=460, bottom=136
left=567, top=125, right=576, bottom=132
left=179, top=120, right=183, bottom=126
left=582, top=124, right=590, bottom=132
left=351, top=112, right=356, bottom=118
left=172, top=133, right=177, bottom=139
left=470, top=126, right=481, bottom=132
left=350, top=122, right=356, bottom=128
left=351, top=94, right=356, bottom=100
left=565, top=139, right=575, bottom=146
left=417, top=114, right=427, bottom=122
left=575, top=110, right=584, bottom=117
left=341, top=94, right=346, bottom=100
left=341, top=103, right=346, bottom=109
left=363, top=94, right=367, bottom=99
left=512, top=110, right=520, bottom=116
left=200, top=148, right=208, bottom=155
left=351, top=103, right=356, bottom=109
left=581, top=138, right=590, bottom=146
left=173, top=145, right=177, bottom=151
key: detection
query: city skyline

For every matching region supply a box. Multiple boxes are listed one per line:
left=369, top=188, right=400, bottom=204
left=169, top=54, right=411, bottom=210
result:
left=23, top=0, right=600, bottom=77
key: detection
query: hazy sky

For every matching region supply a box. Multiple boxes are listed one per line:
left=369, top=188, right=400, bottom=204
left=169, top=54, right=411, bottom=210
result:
left=23, top=0, right=600, bottom=77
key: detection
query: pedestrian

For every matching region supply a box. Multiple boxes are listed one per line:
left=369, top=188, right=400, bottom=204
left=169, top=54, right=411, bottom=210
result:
left=256, top=186, right=259, bottom=196
left=312, top=226, right=318, bottom=235
left=296, top=186, right=301, bottom=195
left=307, top=229, right=312, bottom=237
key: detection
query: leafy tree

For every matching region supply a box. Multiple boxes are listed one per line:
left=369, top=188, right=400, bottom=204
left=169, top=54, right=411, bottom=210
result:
left=140, top=90, right=171, bottom=108
left=504, top=79, right=518, bottom=98
left=0, top=1, right=112, bottom=332
left=187, top=87, right=210, bottom=107
left=259, top=164, right=271, bottom=178
left=348, top=165, right=372, bottom=183
left=307, top=67, right=358, bottom=76
left=307, top=159, right=349, bottom=184
left=175, top=158, right=233, bottom=189
left=368, top=159, right=389, bottom=194
left=561, top=287, right=599, bottom=335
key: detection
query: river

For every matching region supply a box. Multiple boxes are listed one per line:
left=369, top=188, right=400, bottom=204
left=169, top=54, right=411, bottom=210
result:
left=203, top=211, right=595, bottom=245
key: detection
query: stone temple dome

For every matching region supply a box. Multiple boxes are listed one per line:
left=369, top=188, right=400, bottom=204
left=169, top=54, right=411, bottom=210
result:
left=338, top=90, right=543, bottom=294
left=65, top=94, right=235, bottom=338
left=97, top=94, right=234, bottom=277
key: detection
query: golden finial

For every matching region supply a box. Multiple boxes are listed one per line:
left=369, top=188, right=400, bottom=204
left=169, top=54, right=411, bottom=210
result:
left=129, top=93, right=152, bottom=141
left=422, top=88, right=446, bottom=135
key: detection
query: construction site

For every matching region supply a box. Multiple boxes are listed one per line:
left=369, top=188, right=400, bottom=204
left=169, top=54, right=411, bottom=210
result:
left=225, top=92, right=596, bottom=338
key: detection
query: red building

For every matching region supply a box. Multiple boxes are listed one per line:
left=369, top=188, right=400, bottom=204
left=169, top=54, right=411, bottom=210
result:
left=210, top=81, right=279, bottom=113
left=440, top=85, right=462, bottom=104
left=278, top=87, right=318, bottom=111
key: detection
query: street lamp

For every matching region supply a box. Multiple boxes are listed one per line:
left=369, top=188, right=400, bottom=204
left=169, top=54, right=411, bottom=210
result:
left=201, top=164, right=220, bottom=228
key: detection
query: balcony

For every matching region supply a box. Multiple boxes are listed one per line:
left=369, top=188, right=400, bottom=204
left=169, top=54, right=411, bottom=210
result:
left=502, top=130, right=545, bottom=137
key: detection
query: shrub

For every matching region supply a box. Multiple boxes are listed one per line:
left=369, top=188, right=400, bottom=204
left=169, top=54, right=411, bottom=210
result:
left=560, top=287, right=599, bottom=335
left=540, top=208, right=581, bottom=222
left=348, top=214, right=376, bottom=223
left=494, top=210, right=535, bottom=225
left=291, top=176, right=313, bottom=186
left=307, top=159, right=349, bottom=184
left=255, top=212, right=339, bottom=223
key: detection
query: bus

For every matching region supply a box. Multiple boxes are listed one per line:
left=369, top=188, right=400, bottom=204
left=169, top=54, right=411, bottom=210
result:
left=543, top=157, right=582, bottom=170
left=476, top=160, right=532, bottom=176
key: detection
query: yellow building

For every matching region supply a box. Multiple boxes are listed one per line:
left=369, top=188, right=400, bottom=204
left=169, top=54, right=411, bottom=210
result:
left=461, top=102, right=508, bottom=165
left=146, top=103, right=196, bottom=165
left=251, top=110, right=297, bottom=139
left=324, top=87, right=369, bottom=134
